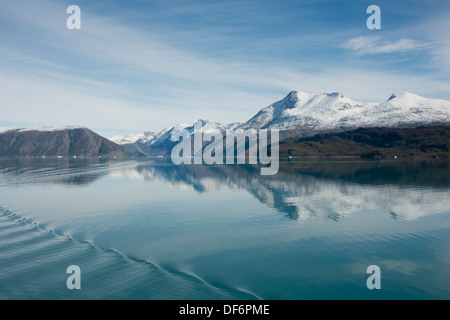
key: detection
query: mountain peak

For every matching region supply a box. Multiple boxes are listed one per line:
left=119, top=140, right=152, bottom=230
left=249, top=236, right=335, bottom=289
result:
left=285, top=90, right=311, bottom=100
left=109, top=131, right=156, bottom=145
left=105, top=89, right=450, bottom=156
left=196, top=119, right=207, bottom=124
left=388, top=91, right=421, bottom=101
left=17, top=125, right=87, bottom=132
left=0, top=126, right=130, bottom=158
left=0, top=127, right=14, bottom=134
left=282, top=91, right=300, bottom=104
left=285, top=91, right=347, bottom=103
left=241, top=90, right=450, bottom=132
left=0, top=125, right=88, bottom=134
left=326, top=92, right=345, bottom=99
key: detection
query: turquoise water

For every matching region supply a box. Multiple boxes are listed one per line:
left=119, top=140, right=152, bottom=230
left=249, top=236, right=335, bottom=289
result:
left=1, top=158, right=450, bottom=300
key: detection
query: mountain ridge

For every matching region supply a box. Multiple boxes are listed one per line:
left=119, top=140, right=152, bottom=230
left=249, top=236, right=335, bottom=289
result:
left=239, top=90, right=450, bottom=132
left=0, top=126, right=131, bottom=158
left=1, top=91, right=449, bottom=158
left=110, top=91, right=450, bottom=156
left=279, top=126, right=450, bottom=159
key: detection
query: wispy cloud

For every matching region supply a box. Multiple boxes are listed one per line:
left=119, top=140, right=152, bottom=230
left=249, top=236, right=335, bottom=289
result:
left=0, top=0, right=449, bottom=136
left=423, top=13, right=450, bottom=74
left=342, top=36, right=430, bottom=55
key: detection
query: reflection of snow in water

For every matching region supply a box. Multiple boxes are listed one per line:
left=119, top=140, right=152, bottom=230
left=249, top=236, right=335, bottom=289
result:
left=108, top=163, right=450, bottom=222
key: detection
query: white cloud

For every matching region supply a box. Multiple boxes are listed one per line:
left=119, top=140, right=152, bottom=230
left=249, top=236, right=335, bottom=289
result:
left=342, top=36, right=429, bottom=55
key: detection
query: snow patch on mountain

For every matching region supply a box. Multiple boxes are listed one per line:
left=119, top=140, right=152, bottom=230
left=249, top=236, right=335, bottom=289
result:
left=18, top=125, right=87, bottom=132
left=147, top=123, right=190, bottom=147
left=226, top=122, right=244, bottom=131
left=193, top=119, right=227, bottom=134
left=0, top=127, right=14, bottom=134
left=109, top=132, right=156, bottom=145
left=0, top=125, right=87, bottom=133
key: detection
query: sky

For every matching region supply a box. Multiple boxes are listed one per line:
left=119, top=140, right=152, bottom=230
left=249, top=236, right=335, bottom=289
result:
left=0, top=0, right=449, bottom=136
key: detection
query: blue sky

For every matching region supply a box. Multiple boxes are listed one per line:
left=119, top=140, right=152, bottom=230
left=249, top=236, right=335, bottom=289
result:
left=0, top=0, right=449, bottom=136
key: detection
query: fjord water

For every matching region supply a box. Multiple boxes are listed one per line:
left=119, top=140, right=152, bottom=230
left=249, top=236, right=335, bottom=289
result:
left=1, top=159, right=450, bottom=300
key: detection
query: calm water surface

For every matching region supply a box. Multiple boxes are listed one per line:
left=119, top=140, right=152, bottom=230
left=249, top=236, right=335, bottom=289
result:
left=0, top=158, right=450, bottom=300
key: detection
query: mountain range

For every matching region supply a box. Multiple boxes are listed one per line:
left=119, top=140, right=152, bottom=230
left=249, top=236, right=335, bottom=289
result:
left=1, top=91, right=449, bottom=158
left=242, top=91, right=450, bottom=131
left=109, top=91, right=450, bottom=156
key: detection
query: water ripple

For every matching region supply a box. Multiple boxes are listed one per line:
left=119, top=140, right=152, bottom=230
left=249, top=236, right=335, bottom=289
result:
left=0, top=206, right=255, bottom=300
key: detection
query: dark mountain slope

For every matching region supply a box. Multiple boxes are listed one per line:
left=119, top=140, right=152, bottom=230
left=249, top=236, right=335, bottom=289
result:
left=0, top=127, right=131, bottom=158
left=279, top=126, right=450, bottom=159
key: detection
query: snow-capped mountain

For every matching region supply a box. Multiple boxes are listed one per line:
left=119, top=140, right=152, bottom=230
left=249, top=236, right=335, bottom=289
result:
left=240, top=91, right=450, bottom=134
left=110, top=120, right=231, bottom=155
left=108, top=90, right=450, bottom=155
left=0, top=125, right=87, bottom=133
left=226, top=122, right=244, bottom=131
left=146, top=123, right=191, bottom=148
left=0, top=126, right=130, bottom=158
left=0, top=127, right=14, bottom=134
left=110, top=131, right=156, bottom=145
left=357, top=92, right=450, bottom=128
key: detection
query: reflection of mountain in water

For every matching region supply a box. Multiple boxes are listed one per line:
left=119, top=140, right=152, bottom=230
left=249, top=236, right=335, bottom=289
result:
left=110, top=160, right=450, bottom=222
left=0, top=158, right=125, bottom=187
left=1, top=158, right=448, bottom=221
